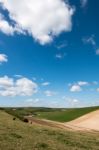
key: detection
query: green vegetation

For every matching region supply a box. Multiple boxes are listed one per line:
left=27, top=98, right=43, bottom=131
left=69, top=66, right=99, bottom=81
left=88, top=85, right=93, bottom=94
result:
left=0, top=110, right=99, bottom=150
left=37, top=106, right=99, bottom=122
left=0, top=107, right=60, bottom=121
left=1, top=106, right=99, bottom=122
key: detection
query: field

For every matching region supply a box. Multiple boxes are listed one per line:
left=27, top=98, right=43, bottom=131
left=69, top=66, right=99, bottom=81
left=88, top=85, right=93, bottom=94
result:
left=1, top=106, right=99, bottom=122
left=0, top=110, right=99, bottom=150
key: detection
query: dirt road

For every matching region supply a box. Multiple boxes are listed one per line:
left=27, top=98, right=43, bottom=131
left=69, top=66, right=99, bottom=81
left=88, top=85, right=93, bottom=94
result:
left=25, top=110, right=99, bottom=132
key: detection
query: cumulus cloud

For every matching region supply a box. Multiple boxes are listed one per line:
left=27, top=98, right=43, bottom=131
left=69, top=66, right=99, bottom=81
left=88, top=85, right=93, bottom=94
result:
left=70, top=85, right=82, bottom=92
left=0, top=14, right=15, bottom=35
left=0, top=13, right=23, bottom=35
left=0, top=54, right=8, bottom=64
left=0, top=76, right=13, bottom=87
left=70, top=81, right=88, bottom=92
left=0, top=76, right=38, bottom=96
left=0, top=0, right=74, bottom=44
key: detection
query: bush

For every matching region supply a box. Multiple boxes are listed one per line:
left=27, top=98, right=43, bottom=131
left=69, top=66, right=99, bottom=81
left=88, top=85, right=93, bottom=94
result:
left=23, top=118, right=29, bottom=123
left=13, top=117, right=16, bottom=120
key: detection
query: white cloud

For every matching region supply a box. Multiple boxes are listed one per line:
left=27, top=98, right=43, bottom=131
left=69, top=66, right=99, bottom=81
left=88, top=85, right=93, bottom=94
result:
left=69, top=80, right=99, bottom=93
left=44, top=90, right=56, bottom=96
left=80, top=0, right=88, bottom=8
left=0, top=54, right=8, bottom=64
left=96, top=49, right=99, bottom=55
left=69, top=98, right=79, bottom=106
left=72, top=99, right=79, bottom=103
left=14, top=74, right=23, bottom=78
left=24, top=98, right=40, bottom=107
left=0, top=76, right=38, bottom=97
left=70, top=81, right=89, bottom=92
left=55, top=53, right=66, bottom=59
left=42, top=82, right=50, bottom=86
left=62, top=96, right=80, bottom=107
left=0, top=76, right=13, bottom=87
left=82, top=35, right=99, bottom=56
left=82, top=35, right=96, bottom=46
left=70, top=85, right=82, bottom=92
left=0, top=0, right=74, bottom=45
left=69, top=98, right=80, bottom=107
left=26, top=98, right=39, bottom=103
left=55, top=54, right=63, bottom=59
left=96, top=88, right=99, bottom=92
left=0, top=14, right=15, bottom=35
left=78, top=81, right=88, bottom=86
left=0, top=13, right=23, bottom=35
left=15, top=78, right=38, bottom=96
left=56, top=41, right=68, bottom=49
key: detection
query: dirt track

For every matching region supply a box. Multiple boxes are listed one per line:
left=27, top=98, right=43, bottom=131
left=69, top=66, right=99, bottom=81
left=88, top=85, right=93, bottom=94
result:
left=26, top=110, right=99, bottom=132
left=25, top=116, right=71, bottom=130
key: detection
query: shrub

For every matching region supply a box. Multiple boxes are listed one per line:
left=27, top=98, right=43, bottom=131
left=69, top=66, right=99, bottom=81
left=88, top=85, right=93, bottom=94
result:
left=23, top=118, right=29, bottom=123
left=13, top=117, right=16, bottom=120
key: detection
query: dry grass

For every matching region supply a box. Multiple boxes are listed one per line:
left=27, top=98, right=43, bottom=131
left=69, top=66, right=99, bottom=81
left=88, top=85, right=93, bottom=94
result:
left=0, top=110, right=99, bottom=150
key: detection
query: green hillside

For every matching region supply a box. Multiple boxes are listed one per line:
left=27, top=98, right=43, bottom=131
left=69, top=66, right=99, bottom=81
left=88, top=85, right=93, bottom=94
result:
left=0, top=110, right=99, bottom=150
left=2, top=106, right=99, bottom=122
left=37, top=106, right=99, bottom=122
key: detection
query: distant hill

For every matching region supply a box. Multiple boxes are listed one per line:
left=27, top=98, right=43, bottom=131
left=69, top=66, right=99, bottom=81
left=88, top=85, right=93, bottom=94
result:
left=1, top=106, right=99, bottom=122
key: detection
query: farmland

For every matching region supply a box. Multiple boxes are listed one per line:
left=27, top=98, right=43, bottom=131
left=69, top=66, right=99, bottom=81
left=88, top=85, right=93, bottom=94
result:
left=1, top=106, right=99, bottom=122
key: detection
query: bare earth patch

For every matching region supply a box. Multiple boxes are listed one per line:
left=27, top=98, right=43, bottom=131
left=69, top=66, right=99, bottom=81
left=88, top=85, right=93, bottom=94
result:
left=64, top=110, right=99, bottom=131
left=26, top=109, right=99, bottom=132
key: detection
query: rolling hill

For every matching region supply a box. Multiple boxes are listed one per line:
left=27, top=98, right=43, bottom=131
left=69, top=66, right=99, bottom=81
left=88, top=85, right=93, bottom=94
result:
left=0, top=108, right=99, bottom=149
left=2, top=106, right=99, bottom=122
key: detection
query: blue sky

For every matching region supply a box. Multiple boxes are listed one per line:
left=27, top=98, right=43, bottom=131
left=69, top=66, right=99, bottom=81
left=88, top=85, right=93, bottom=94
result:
left=0, top=0, right=99, bottom=107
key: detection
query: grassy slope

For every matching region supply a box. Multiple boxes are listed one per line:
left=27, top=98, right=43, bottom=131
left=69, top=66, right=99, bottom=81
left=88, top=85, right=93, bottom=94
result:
left=37, top=107, right=99, bottom=122
left=1, top=107, right=59, bottom=120
left=2, top=106, right=99, bottom=122
left=0, top=110, right=99, bottom=150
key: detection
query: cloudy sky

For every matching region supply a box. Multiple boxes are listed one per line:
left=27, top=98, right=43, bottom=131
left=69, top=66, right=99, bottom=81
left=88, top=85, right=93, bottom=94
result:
left=0, top=0, right=99, bottom=108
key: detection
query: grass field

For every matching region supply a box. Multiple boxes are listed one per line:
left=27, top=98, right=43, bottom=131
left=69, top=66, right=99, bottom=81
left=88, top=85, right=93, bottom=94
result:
left=0, top=110, right=99, bottom=150
left=36, top=106, right=99, bottom=122
left=1, top=106, right=99, bottom=122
